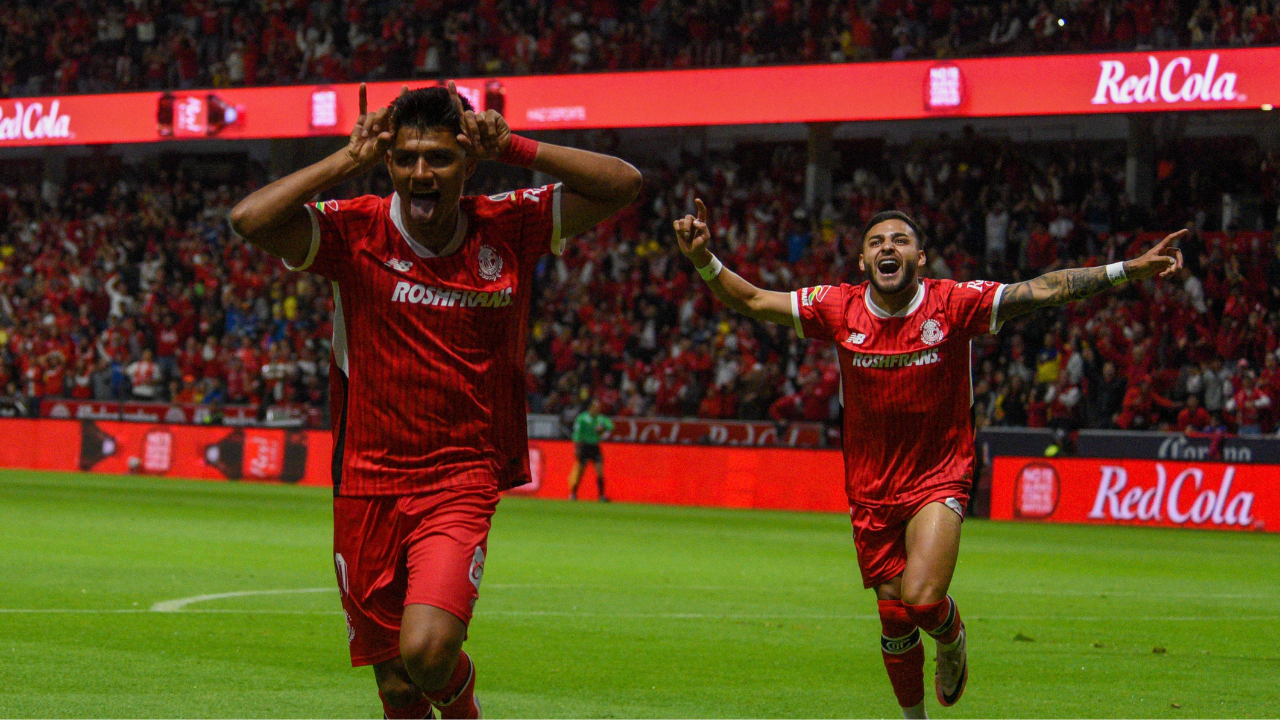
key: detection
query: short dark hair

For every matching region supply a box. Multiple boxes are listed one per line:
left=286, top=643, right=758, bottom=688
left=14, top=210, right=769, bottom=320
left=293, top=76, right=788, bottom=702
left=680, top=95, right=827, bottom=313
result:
left=387, top=86, right=473, bottom=138
left=861, top=210, right=925, bottom=250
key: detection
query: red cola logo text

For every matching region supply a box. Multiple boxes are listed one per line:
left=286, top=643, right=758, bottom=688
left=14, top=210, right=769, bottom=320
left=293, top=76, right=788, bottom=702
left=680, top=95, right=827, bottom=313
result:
left=0, top=100, right=71, bottom=141
left=1091, top=53, right=1241, bottom=105
left=1088, top=464, right=1255, bottom=527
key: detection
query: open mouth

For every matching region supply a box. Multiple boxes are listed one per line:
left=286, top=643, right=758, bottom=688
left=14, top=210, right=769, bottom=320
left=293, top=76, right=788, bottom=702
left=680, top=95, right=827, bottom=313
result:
left=407, top=188, right=440, bottom=221
left=876, top=257, right=902, bottom=275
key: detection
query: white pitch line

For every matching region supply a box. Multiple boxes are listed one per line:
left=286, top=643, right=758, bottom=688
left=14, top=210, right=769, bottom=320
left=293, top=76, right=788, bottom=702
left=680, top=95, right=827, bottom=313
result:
left=1, top=607, right=1276, bottom=622
left=150, top=587, right=334, bottom=612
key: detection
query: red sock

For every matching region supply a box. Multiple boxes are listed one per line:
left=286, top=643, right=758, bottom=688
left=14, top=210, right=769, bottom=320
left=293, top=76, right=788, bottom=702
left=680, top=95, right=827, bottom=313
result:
left=904, top=596, right=962, bottom=645
left=379, top=690, right=434, bottom=719
left=878, top=599, right=925, bottom=708
left=424, top=650, right=473, bottom=706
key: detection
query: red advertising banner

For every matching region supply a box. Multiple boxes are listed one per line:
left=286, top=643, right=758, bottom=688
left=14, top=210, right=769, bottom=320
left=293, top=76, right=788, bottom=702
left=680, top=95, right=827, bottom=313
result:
left=520, top=440, right=847, bottom=512
left=0, top=418, right=848, bottom=513
left=41, top=398, right=258, bottom=425
left=0, top=418, right=331, bottom=486
left=990, top=457, right=1277, bottom=533
left=604, top=417, right=825, bottom=448
left=3, top=47, right=1277, bottom=147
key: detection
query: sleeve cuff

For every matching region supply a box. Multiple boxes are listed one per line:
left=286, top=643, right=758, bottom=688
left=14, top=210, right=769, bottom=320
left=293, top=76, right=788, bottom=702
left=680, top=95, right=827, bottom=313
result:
left=549, top=183, right=566, bottom=256
left=790, top=290, right=805, bottom=339
left=284, top=205, right=321, bottom=272
left=989, top=284, right=1006, bottom=335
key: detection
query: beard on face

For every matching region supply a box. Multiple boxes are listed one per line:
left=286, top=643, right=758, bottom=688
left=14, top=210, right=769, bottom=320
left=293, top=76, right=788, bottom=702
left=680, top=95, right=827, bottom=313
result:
left=866, top=255, right=918, bottom=296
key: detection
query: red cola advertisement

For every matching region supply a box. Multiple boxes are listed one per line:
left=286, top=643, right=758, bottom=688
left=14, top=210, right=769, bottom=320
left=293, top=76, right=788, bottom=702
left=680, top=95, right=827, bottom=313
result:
left=2, top=47, right=1277, bottom=147
left=991, top=457, right=1277, bottom=533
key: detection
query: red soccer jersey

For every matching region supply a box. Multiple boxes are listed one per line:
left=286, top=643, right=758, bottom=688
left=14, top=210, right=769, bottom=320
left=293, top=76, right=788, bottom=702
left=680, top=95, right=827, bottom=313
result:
left=290, top=185, right=564, bottom=496
left=791, top=278, right=1005, bottom=506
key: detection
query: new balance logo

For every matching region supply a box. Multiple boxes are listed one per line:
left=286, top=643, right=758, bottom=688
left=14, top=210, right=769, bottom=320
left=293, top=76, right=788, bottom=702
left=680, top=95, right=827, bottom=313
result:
left=846, top=332, right=867, bottom=345
left=384, top=258, right=413, bottom=272
left=390, top=280, right=513, bottom=308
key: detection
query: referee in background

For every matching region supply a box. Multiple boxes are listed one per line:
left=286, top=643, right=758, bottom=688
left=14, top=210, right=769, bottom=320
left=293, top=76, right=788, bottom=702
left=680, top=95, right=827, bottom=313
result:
left=568, top=399, right=613, bottom=502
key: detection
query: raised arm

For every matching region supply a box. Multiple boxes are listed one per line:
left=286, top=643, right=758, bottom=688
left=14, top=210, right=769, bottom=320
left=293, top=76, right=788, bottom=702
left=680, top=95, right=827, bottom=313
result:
left=229, top=83, right=396, bottom=266
left=447, top=82, right=641, bottom=240
left=996, top=230, right=1186, bottom=326
left=673, top=199, right=794, bottom=327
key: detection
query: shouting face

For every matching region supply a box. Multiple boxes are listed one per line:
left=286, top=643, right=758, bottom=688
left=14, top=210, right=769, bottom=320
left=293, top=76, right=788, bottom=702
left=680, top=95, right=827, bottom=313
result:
left=859, top=218, right=926, bottom=296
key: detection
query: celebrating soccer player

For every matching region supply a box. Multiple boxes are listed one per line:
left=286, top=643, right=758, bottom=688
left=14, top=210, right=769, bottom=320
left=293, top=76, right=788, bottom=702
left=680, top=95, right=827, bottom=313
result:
left=674, top=200, right=1183, bottom=718
left=229, top=82, right=640, bottom=719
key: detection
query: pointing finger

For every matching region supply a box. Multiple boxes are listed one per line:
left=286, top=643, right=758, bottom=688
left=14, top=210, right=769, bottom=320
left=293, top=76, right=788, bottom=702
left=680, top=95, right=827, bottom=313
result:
left=1154, top=228, right=1188, bottom=252
left=695, top=198, right=707, bottom=224
left=400, top=84, right=409, bottom=96
left=447, top=80, right=464, bottom=114
left=359, top=83, right=367, bottom=118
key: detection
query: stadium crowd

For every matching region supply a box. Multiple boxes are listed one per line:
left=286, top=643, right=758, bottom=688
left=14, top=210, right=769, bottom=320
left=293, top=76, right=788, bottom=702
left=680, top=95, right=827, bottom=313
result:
left=3, top=0, right=1280, bottom=97
left=1, top=133, right=1278, bottom=435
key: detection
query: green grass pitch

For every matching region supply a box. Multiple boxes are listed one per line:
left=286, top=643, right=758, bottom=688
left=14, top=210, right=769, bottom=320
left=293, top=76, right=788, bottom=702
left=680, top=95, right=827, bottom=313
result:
left=1, top=470, right=1278, bottom=718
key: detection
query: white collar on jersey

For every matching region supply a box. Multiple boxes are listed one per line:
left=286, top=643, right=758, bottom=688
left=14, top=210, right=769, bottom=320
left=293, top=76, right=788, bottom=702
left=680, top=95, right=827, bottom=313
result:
left=390, top=192, right=469, bottom=259
left=864, top=281, right=926, bottom=319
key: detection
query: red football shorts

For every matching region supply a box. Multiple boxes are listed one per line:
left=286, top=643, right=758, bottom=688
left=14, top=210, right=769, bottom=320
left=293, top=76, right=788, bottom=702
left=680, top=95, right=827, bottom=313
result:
left=332, top=482, right=500, bottom=667
left=849, top=485, right=969, bottom=589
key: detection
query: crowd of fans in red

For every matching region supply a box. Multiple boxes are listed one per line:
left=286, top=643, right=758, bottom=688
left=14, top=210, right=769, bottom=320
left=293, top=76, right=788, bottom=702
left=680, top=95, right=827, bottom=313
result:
left=3, top=0, right=1279, bottom=97
left=1, top=132, right=1278, bottom=435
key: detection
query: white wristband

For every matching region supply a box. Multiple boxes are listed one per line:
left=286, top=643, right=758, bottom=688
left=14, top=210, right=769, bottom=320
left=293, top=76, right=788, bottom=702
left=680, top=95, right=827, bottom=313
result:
left=1105, top=261, right=1128, bottom=286
left=697, top=255, right=724, bottom=281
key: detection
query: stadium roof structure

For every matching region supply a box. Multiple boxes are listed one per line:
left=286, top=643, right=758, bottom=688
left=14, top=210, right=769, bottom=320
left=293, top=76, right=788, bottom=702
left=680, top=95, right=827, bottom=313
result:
left=1, top=46, right=1277, bottom=148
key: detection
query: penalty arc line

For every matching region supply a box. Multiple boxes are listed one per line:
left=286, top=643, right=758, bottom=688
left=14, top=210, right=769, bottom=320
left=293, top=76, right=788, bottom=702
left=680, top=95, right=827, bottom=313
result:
left=150, top=587, right=335, bottom=612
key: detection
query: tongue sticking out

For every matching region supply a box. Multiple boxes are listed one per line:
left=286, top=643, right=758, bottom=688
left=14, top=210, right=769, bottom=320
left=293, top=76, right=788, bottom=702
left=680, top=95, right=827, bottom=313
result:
left=409, top=195, right=437, bottom=222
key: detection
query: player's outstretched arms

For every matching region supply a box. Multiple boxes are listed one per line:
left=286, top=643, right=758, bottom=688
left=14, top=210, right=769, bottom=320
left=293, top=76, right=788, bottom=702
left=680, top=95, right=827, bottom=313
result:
left=674, top=198, right=794, bottom=327
left=996, top=229, right=1186, bottom=326
left=447, top=81, right=641, bottom=240
left=229, top=83, right=399, bottom=267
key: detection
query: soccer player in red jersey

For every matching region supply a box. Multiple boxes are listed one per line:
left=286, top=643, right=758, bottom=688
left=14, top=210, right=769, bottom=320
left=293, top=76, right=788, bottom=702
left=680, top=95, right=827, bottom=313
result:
left=230, top=83, right=640, bottom=718
left=675, top=200, right=1183, bottom=718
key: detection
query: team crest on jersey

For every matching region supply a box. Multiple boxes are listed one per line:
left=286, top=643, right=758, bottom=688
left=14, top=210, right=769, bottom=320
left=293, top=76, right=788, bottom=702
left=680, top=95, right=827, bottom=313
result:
left=920, top=318, right=945, bottom=345
left=384, top=258, right=413, bottom=273
left=846, top=332, right=867, bottom=345
left=478, top=245, right=504, bottom=281
left=312, top=199, right=340, bottom=214
left=802, top=286, right=831, bottom=307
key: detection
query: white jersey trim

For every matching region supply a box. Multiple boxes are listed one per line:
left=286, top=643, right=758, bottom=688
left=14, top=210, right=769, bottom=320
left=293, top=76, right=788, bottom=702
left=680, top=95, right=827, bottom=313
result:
left=284, top=205, right=322, bottom=272
left=864, top=281, right=925, bottom=318
left=390, top=192, right=469, bottom=259
left=790, top=290, right=805, bottom=339
left=331, top=281, right=349, bottom=376
left=990, top=283, right=1007, bottom=335
left=550, top=183, right=566, bottom=256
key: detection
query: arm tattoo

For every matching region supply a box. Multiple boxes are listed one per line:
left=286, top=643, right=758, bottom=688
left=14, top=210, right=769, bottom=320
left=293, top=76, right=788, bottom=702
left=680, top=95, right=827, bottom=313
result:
left=998, top=265, right=1114, bottom=325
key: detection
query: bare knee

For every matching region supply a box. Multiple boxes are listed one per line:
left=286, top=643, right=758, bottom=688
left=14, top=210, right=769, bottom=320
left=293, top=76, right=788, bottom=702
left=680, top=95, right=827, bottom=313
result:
left=901, top=578, right=948, bottom=607
left=373, top=661, right=421, bottom=708
left=400, top=606, right=466, bottom=693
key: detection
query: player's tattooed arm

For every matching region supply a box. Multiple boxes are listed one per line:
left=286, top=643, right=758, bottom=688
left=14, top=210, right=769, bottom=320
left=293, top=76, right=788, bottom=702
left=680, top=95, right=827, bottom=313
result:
left=674, top=199, right=795, bottom=327
left=996, top=229, right=1186, bottom=325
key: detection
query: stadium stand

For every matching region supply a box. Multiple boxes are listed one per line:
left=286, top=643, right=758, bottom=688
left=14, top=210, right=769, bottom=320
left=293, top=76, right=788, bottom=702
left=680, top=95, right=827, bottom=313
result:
left=1, top=0, right=1278, bottom=96
left=1, top=135, right=1277, bottom=434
